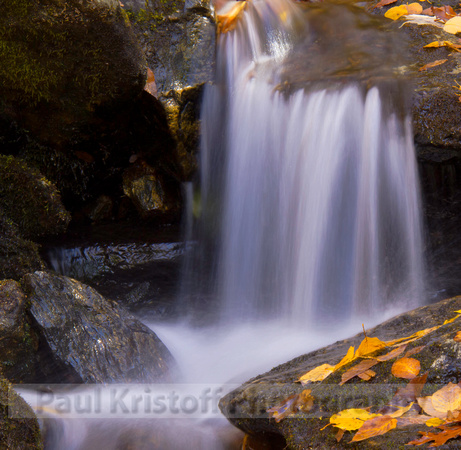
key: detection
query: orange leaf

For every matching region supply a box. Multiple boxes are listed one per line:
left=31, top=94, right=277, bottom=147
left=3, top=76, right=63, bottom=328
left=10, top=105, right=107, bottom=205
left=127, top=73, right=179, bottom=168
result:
left=334, top=346, right=356, bottom=371
left=351, top=416, right=397, bottom=442
left=340, top=359, right=378, bottom=386
left=454, top=331, right=461, bottom=342
left=406, top=2, right=423, bottom=14
left=335, top=429, right=345, bottom=442
left=419, top=59, right=448, bottom=71
left=358, top=369, right=376, bottom=381
left=267, top=389, right=314, bottom=422
left=407, top=424, right=461, bottom=446
left=391, top=373, right=428, bottom=406
left=391, top=357, right=421, bottom=379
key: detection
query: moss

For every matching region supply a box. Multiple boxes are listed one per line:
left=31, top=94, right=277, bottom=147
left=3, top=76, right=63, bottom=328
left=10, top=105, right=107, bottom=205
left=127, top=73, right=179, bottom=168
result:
left=0, top=155, right=70, bottom=238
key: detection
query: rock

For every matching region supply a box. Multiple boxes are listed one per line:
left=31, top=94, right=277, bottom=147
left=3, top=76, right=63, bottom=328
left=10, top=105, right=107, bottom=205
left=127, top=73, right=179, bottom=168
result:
left=122, top=160, right=181, bottom=221
left=23, top=271, right=176, bottom=383
left=220, top=295, right=461, bottom=449
left=122, top=0, right=215, bottom=93
left=0, top=213, right=44, bottom=281
left=0, top=377, right=43, bottom=449
left=0, top=155, right=70, bottom=238
left=160, top=84, right=204, bottom=181
left=0, top=0, right=146, bottom=149
left=0, top=280, right=39, bottom=382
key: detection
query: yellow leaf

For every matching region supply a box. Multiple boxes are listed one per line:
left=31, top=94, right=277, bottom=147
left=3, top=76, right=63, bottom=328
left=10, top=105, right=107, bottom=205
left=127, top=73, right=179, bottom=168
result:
left=426, top=417, right=445, bottom=427
left=443, top=314, right=461, bottom=325
left=355, top=336, right=388, bottom=358
left=298, top=363, right=334, bottom=384
left=406, top=2, right=423, bottom=14
left=454, top=310, right=461, bottom=314
left=351, top=416, right=397, bottom=442
left=334, top=346, right=356, bottom=371
left=385, top=5, right=408, bottom=20
left=431, top=383, right=461, bottom=413
left=389, top=402, right=414, bottom=418
left=424, top=41, right=444, bottom=48
left=391, top=357, right=421, bottom=379
left=330, top=409, right=381, bottom=431
left=444, top=16, right=461, bottom=34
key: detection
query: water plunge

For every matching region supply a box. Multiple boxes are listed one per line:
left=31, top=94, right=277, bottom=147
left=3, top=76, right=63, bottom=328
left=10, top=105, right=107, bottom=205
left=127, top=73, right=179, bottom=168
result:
left=191, top=0, right=424, bottom=327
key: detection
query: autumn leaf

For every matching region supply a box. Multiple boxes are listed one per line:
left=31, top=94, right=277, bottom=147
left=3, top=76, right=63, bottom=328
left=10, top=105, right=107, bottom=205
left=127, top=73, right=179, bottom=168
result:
left=391, top=373, right=428, bottom=406
left=454, top=331, right=461, bottom=342
left=385, top=5, right=409, bottom=20
left=405, top=345, right=425, bottom=358
left=431, top=383, right=461, bottom=414
left=334, top=346, right=356, bottom=371
left=443, top=313, right=461, bottom=325
left=358, top=369, right=376, bottom=381
left=374, top=345, right=407, bottom=362
left=374, top=0, right=397, bottom=8
left=444, top=16, right=461, bottom=35
left=417, top=396, right=448, bottom=419
left=424, top=41, right=461, bottom=52
left=355, top=336, right=388, bottom=358
left=391, top=357, right=421, bottom=379
left=216, top=1, right=247, bottom=34
left=298, top=363, right=334, bottom=384
left=419, top=59, right=448, bottom=71
left=340, top=359, right=378, bottom=386
left=330, top=408, right=381, bottom=431
left=267, top=389, right=314, bottom=422
left=407, top=424, right=461, bottom=446
left=351, top=415, right=397, bottom=442
left=426, top=417, right=445, bottom=427
left=406, top=3, right=423, bottom=14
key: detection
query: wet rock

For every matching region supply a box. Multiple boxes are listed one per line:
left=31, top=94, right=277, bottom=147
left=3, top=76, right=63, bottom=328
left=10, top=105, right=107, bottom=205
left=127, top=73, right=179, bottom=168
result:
left=0, top=377, right=43, bottom=449
left=160, top=84, right=204, bottom=181
left=0, top=280, right=39, bottom=382
left=0, top=155, right=70, bottom=239
left=0, top=212, right=44, bottom=281
left=122, top=0, right=215, bottom=94
left=220, top=295, right=461, bottom=449
left=81, top=194, right=114, bottom=223
left=0, top=0, right=146, bottom=149
left=23, top=271, right=176, bottom=383
left=122, top=160, right=181, bottom=221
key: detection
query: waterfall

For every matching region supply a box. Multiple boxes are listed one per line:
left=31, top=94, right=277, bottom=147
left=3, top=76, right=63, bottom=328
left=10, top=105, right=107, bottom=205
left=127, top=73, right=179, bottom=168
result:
left=193, top=0, right=424, bottom=326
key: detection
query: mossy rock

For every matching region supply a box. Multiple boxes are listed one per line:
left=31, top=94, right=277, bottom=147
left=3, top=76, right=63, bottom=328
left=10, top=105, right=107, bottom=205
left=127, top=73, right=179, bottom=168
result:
left=0, top=155, right=70, bottom=238
left=0, top=213, right=44, bottom=280
left=0, top=0, right=146, bottom=148
left=0, top=377, right=43, bottom=449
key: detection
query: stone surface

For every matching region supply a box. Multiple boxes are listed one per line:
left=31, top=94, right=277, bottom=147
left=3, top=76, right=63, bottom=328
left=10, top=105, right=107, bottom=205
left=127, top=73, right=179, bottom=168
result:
left=23, top=271, right=176, bottom=383
left=220, top=295, right=461, bottom=449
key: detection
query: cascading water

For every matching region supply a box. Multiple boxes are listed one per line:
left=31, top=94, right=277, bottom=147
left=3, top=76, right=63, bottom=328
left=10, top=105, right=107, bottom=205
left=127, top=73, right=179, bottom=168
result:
left=194, top=0, right=424, bottom=326
left=25, top=1, right=426, bottom=449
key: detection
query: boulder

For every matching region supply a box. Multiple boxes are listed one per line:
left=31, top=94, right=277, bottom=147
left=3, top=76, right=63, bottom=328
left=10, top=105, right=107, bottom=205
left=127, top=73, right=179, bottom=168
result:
left=220, top=295, right=461, bottom=449
left=0, top=376, right=43, bottom=449
left=23, top=271, right=176, bottom=383
left=0, top=155, right=70, bottom=239
left=0, top=0, right=146, bottom=149
left=0, top=280, right=39, bottom=382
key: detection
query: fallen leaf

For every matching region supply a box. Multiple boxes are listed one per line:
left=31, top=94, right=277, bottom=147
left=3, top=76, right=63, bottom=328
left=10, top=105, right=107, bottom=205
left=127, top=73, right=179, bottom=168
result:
left=419, top=59, right=448, bottom=71
left=431, top=383, right=461, bottom=414
left=334, top=346, right=356, bottom=371
left=391, top=373, right=428, bottom=406
left=384, top=4, right=409, bottom=20
left=358, top=369, right=376, bottom=381
left=375, top=345, right=407, bottom=362
left=426, top=417, right=445, bottom=427
left=454, top=331, right=461, bottom=342
left=355, top=336, right=389, bottom=358
left=405, top=346, right=425, bottom=358
left=330, top=408, right=381, bottom=431
left=397, top=415, right=433, bottom=427
left=340, top=359, right=378, bottom=386
left=406, top=2, right=423, bottom=14
left=298, top=363, right=334, bottom=384
left=391, top=357, right=421, bottom=379
left=430, top=5, right=457, bottom=22
left=443, top=314, right=461, bottom=325
left=389, top=402, right=415, bottom=418
left=335, top=429, right=345, bottom=442
left=267, top=389, right=314, bottom=422
left=407, top=424, right=461, bottom=446
left=417, top=396, right=447, bottom=419
left=424, top=40, right=461, bottom=51
left=444, top=16, right=461, bottom=34
left=351, top=415, right=397, bottom=442
left=374, top=0, right=397, bottom=7
left=216, top=1, right=247, bottom=34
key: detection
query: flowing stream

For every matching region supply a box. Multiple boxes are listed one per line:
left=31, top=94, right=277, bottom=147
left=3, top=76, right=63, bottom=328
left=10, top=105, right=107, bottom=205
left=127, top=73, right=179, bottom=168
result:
left=25, top=0, right=426, bottom=448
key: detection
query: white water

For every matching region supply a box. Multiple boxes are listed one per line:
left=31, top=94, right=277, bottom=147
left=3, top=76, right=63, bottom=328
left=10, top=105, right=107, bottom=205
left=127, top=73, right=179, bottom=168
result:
left=26, top=0, right=425, bottom=448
